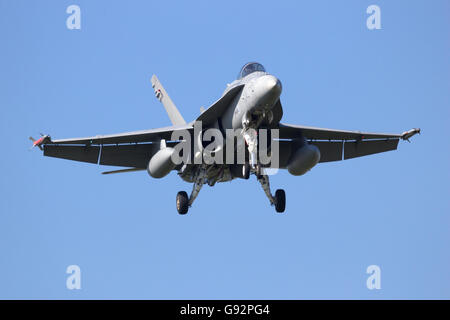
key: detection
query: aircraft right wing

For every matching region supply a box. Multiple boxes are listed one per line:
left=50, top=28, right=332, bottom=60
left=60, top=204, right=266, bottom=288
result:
left=278, top=123, right=420, bottom=162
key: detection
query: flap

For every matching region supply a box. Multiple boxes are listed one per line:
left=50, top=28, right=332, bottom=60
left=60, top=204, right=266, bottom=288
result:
left=311, top=141, right=343, bottom=163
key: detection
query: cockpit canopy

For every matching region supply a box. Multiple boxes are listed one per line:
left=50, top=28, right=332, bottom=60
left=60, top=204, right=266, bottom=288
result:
left=238, top=62, right=266, bottom=79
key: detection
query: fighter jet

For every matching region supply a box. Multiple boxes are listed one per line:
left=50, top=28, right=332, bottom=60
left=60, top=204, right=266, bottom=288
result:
left=31, top=62, right=420, bottom=214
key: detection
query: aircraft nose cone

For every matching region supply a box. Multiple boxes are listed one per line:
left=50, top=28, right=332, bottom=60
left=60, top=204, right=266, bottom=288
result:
left=264, top=75, right=282, bottom=95
left=249, top=75, right=283, bottom=113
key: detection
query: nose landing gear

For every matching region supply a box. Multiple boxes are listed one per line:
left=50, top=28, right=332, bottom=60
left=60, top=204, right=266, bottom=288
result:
left=242, top=116, right=285, bottom=213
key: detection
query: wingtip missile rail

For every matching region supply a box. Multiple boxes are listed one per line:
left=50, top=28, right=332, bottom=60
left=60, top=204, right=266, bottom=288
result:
left=29, top=134, right=51, bottom=151
left=401, top=128, right=421, bottom=142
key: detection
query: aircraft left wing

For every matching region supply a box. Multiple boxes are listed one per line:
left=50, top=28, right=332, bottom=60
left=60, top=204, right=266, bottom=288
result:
left=278, top=123, right=420, bottom=162
left=35, top=124, right=193, bottom=168
left=43, top=124, right=192, bottom=146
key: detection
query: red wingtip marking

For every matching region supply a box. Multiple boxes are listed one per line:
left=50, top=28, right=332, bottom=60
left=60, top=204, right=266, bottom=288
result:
left=33, top=137, right=44, bottom=146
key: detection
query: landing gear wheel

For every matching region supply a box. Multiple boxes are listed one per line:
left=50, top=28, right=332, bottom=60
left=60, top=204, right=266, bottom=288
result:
left=242, top=163, right=250, bottom=180
left=275, top=189, right=286, bottom=213
left=176, top=191, right=189, bottom=215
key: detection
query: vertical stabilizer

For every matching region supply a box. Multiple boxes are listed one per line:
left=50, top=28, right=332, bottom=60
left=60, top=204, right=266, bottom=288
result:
left=151, top=75, right=186, bottom=126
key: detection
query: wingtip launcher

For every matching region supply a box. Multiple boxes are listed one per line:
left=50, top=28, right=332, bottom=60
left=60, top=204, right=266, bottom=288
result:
left=29, top=134, right=51, bottom=151
left=401, top=128, right=421, bottom=142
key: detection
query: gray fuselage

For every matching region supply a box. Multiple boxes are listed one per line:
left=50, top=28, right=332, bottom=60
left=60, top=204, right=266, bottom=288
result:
left=220, top=71, right=283, bottom=131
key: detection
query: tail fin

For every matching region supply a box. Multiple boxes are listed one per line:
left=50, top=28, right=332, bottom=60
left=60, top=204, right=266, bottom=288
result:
left=151, top=75, right=186, bottom=126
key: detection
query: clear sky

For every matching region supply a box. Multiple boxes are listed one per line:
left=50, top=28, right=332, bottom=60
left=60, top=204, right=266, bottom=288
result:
left=1, top=0, right=449, bottom=299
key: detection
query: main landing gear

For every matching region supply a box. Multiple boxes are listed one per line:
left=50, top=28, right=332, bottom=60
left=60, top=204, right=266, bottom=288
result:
left=256, top=173, right=286, bottom=213
left=176, top=166, right=207, bottom=215
left=176, top=168, right=286, bottom=214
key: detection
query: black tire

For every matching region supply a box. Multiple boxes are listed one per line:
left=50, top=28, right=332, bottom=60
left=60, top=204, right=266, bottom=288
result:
left=242, top=163, right=250, bottom=180
left=176, top=191, right=189, bottom=215
left=275, top=189, right=286, bottom=213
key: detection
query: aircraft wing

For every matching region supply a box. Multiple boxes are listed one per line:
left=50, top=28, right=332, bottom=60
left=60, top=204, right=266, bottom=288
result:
left=38, top=124, right=193, bottom=168
left=44, top=124, right=192, bottom=145
left=279, top=123, right=419, bottom=162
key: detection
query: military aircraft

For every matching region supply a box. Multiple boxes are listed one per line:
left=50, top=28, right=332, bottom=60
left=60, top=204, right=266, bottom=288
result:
left=31, top=62, right=420, bottom=214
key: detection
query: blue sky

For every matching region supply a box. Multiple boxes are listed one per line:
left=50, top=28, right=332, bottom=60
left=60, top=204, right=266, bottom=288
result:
left=0, top=0, right=449, bottom=299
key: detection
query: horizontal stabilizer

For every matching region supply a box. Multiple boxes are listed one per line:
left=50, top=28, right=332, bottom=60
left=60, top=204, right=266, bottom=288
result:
left=102, top=168, right=145, bottom=175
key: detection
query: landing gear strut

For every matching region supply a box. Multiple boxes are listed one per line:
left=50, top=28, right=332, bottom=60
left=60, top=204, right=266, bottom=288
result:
left=176, top=165, right=207, bottom=215
left=257, top=174, right=286, bottom=213
left=242, top=163, right=251, bottom=180
left=242, top=127, right=258, bottom=171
